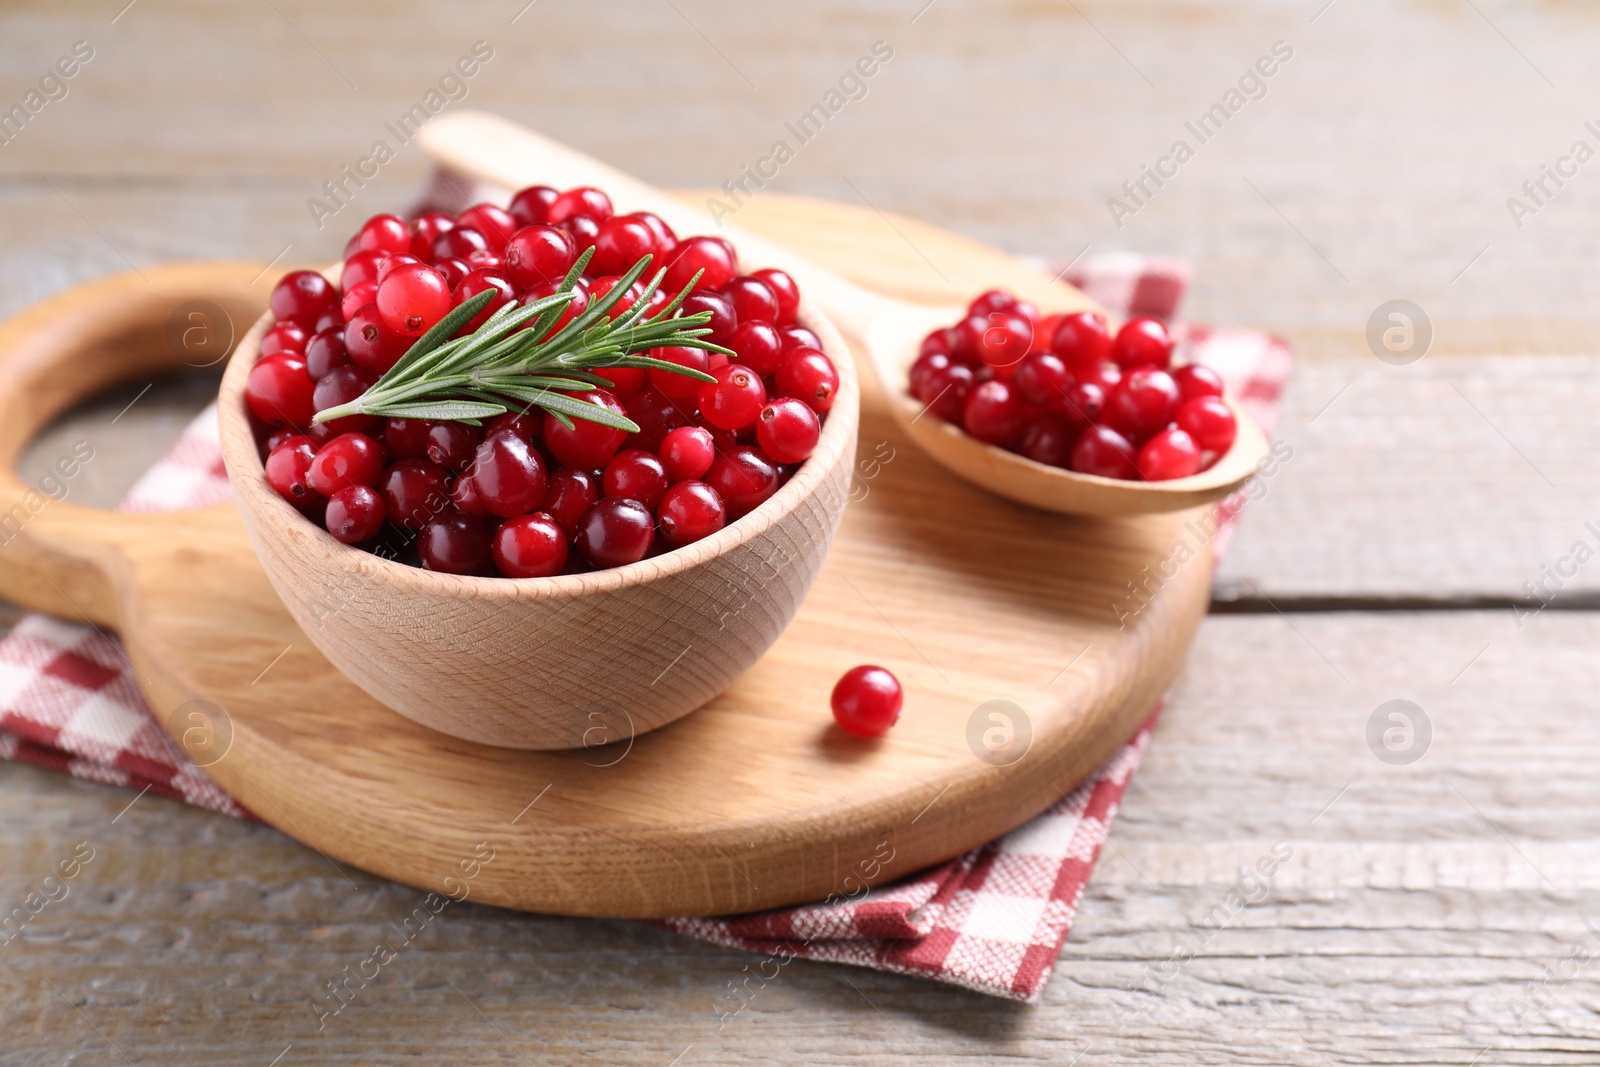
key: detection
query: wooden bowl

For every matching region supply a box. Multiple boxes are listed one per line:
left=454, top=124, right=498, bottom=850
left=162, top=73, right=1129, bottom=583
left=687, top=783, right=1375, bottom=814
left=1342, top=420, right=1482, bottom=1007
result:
left=216, top=295, right=859, bottom=750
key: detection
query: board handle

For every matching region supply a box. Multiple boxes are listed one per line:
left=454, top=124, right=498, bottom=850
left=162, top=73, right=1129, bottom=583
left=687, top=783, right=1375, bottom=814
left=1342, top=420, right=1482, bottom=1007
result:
left=0, top=263, right=270, bottom=626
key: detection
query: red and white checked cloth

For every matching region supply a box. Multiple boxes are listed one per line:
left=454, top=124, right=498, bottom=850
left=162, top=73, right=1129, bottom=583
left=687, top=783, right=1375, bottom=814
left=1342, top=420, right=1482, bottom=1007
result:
left=0, top=256, right=1289, bottom=1002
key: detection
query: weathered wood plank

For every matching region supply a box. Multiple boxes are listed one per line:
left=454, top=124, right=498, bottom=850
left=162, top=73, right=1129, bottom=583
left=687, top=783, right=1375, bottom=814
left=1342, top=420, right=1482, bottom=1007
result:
left=1217, top=355, right=1600, bottom=605
left=4, top=611, right=1598, bottom=1065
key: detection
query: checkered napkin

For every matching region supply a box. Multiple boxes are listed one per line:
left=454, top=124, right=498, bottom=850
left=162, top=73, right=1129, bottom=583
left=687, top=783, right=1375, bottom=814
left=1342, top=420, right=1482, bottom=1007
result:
left=0, top=255, right=1290, bottom=1002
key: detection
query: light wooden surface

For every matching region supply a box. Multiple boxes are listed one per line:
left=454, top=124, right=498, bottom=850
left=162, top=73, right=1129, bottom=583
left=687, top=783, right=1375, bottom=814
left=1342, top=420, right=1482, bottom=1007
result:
left=0, top=205, right=1213, bottom=916
left=5, top=0, right=1600, bottom=1062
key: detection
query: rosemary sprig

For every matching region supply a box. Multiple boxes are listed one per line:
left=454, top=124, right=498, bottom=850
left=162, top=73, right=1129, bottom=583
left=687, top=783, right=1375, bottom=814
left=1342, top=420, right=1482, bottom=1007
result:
left=313, top=250, right=727, bottom=433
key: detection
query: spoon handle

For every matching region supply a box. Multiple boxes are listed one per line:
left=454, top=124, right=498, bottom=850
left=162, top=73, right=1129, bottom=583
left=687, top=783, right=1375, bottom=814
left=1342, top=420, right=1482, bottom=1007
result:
left=418, top=111, right=899, bottom=339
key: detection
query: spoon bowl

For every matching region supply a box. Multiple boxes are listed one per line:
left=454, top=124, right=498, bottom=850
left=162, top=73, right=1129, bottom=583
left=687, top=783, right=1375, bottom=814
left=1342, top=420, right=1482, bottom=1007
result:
left=419, top=111, right=1272, bottom=516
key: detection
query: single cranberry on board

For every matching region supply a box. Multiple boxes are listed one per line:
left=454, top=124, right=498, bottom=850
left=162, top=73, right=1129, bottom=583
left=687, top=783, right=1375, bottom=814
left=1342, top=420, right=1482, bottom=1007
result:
left=831, top=665, right=903, bottom=738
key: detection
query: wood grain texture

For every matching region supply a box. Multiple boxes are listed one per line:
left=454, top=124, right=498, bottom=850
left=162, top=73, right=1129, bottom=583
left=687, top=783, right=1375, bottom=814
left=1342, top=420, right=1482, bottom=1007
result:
left=0, top=210, right=1212, bottom=918
left=3, top=0, right=1600, bottom=1061
left=5, top=611, right=1598, bottom=1066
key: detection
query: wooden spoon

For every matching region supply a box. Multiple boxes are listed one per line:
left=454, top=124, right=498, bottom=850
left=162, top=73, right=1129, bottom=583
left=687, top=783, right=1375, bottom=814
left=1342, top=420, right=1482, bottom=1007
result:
left=419, top=111, right=1269, bottom=515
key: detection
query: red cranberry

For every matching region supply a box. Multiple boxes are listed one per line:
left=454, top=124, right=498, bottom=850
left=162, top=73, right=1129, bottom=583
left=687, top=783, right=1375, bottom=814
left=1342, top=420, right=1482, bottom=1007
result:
left=699, top=364, right=766, bottom=430
left=408, top=212, right=455, bottom=259
left=561, top=214, right=601, bottom=256
left=1051, top=311, right=1112, bottom=363
left=908, top=351, right=951, bottom=399
left=376, top=262, right=452, bottom=337
left=722, top=275, right=779, bottom=324
left=434, top=257, right=472, bottom=291
left=1106, top=368, right=1180, bottom=440
left=1059, top=379, right=1107, bottom=429
left=659, top=426, right=716, bottom=482
left=504, top=224, right=577, bottom=289
left=264, top=435, right=318, bottom=502
left=1111, top=317, right=1174, bottom=369
left=1070, top=425, right=1139, bottom=479
left=526, top=277, right=590, bottom=336
left=975, top=310, right=1032, bottom=369
left=345, top=304, right=410, bottom=374
left=1175, top=396, right=1237, bottom=454
left=549, top=186, right=614, bottom=225
left=575, top=497, right=653, bottom=568
left=1137, top=426, right=1201, bottom=481
left=451, top=268, right=516, bottom=333
left=246, top=354, right=315, bottom=428
left=730, top=321, right=783, bottom=376
left=779, top=325, right=823, bottom=354
left=1174, top=364, right=1225, bottom=404
left=540, top=468, right=600, bottom=536
left=432, top=226, right=489, bottom=262
left=595, top=365, right=646, bottom=399
left=507, top=185, right=559, bottom=227
left=831, top=665, right=903, bottom=737
left=648, top=346, right=711, bottom=404
left=630, top=211, right=678, bottom=259
left=307, top=432, right=386, bottom=495
left=706, top=446, right=780, bottom=519
left=355, top=214, right=410, bottom=256
left=270, top=270, right=339, bottom=329
left=679, top=292, right=737, bottom=347
left=756, top=398, right=820, bottom=464
left=968, top=289, right=1015, bottom=317
left=304, top=326, right=350, bottom=379
left=492, top=513, right=569, bottom=578
left=449, top=471, right=491, bottom=516
left=920, top=330, right=952, bottom=359
left=543, top=389, right=629, bottom=469
left=664, top=236, right=737, bottom=293
left=457, top=203, right=517, bottom=252
left=776, top=348, right=838, bottom=413
left=657, top=481, right=726, bottom=548
left=380, top=459, right=450, bottom=530
left=962, top=380, right=1028, bottom=447
left=341, top=249, right=387, bottom=292
left=383, top=418, right=431, bottom=460
left=423, top=422, right=481, bottom=470
left=623, top=386, right=691, bottom=452
left=603, top=448, right=669, bottom=508
left=916, top=362, right=976, bottom=423
left=1012, top=352, right=1070, bottom=408
left=588, top=275, right=645, bottom=319
left=752, top=268, right=799, bottom=324
left=312, top=365, right=379, bottom=435
left=1019, top=413, right=1077, bottom=467
left=418, top=511, right=493, bottom=575
left=471, top=432, right=548, bottom=518
left=590, top=214, right=657, bottom=276
left=325, top=484, right=386, bottom=543
left=260, top=321, right=309, bottom=358
left=484, top=412, right=542, bottom=444
left=341, top=281, right=378, bottom=321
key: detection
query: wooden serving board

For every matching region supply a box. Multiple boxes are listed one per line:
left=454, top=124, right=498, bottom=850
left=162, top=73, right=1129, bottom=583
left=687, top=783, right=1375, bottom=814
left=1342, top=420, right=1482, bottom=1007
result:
left=0, top=194, right=1213, bottom=918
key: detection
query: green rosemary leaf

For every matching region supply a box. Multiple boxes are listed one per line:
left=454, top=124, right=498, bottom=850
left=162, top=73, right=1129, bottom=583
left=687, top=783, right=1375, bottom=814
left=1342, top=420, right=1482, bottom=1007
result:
left=368, top=399, right=507, bottom=422
left=384, top=289, right=497, bottom=380
left=311, top=251, right=713, bottom=431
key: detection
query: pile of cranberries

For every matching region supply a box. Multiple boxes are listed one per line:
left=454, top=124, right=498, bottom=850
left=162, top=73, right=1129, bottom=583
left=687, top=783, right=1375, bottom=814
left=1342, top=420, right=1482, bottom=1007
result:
left=908, top=290, right=1237, bottom=481
left=244, top=186, right=839, bottom=577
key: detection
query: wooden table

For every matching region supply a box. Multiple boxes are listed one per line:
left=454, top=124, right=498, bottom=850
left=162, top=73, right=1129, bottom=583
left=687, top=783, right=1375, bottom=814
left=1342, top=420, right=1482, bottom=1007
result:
left=5, top=1, right=1600, bottom=1062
